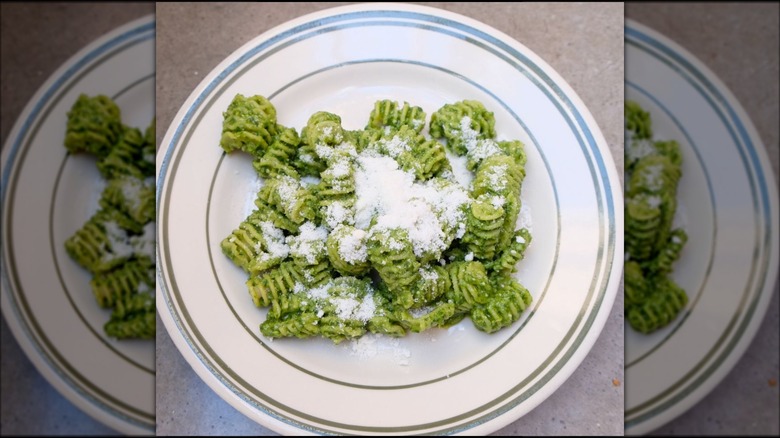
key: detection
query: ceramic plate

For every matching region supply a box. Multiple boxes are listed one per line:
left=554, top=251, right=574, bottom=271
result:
left=157, top=4, right=622, bottom=435
left=624, top=19, right=779, bottom=435
left=0, top=16, right=155, bottom=435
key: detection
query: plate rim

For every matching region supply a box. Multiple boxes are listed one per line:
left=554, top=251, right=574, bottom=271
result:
left=0, top=14, right=156, bottom=435
left=623, top=18, right=780, bottom=435
left=156, top=3, right=624, bottom=435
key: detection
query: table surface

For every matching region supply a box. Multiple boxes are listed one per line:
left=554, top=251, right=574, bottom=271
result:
left=625, top=3, right=780, bottom=435
left=154, top=2, right=625, bottom=436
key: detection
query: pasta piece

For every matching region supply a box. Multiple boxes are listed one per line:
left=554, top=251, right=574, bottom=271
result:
left=366, top=100, right=427, bottom=133
left=303, top=111, right=344, bottom=147
left=488, top=228, right=532, bottom=275
left=445, top=261, right=491, bottom=313
left=97, top=126, right=146, bottom=179
left=90, top=259, right=153, bottom=308
left=626, top=276, right=688, bottom=334
left=326, top=224, right=370, bottom=276
left=394, top=301, right=456, bottom=333
left=471, top=276, right=532, bottom=333
left=220, top=94, right=277, bottom=155
left=253, top=126, right=301, bottom=179
left=104, top=292, right=155, bottom=339
left=98, top=175, right=155, bottom=226
left=367, top=228, right=421, bottom=298
left=623, top=260, right=647, bottom=307
left=220, top=211, right=289, bottom=273
left=461, top=194, right=504, bottom=260
left=429, top=100, right=496, bottom=155
left=245, top=261, right=302, bottom=309
left=257, top=175, right=318, bottom=225
left=409, top=265, right=450, bottom=308
left=64, top=94, right=123, bottom=157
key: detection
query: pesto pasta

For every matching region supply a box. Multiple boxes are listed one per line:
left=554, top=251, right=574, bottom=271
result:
left=624, top=100, right=688, bottom=334
left=220, top=95, right=534, bottom=344
left=63, top=94, right=156, bottom=340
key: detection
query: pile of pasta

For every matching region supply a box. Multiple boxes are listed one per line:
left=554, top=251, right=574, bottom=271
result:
left=63, top=94, right=156, bottom=340
left=220, top=95, right=533, bottom=343
left=624, top=101, right=688, bottom=334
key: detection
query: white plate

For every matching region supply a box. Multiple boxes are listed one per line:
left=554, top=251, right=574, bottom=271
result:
left=0, top=16, right=155, bottom=435
left=156, top=4, right=623, bottom=435
left=624, top=19, right=780, bottom=435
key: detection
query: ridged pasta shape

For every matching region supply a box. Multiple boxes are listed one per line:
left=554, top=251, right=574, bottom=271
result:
left=260, top=312, right=321, bottom=340
left=461, top=194, right=504, bottom=261
left=366, top=100, right=427, bottom=133
left=383, top=126, right=450, bottom=181
left=626, top=276, right=688, bottom=334
left=303, top=111, right=344, bottom=147
left=445, top=261, right=492, bottom=313
left=104, top=292, right=155, bottom=339
left=253, top=126, right=301, bottom=179
left=256, top=176, right=318, bottom=226
left=625, top=100, right=652, bottom=140
left=220, top=94, right=277, bottom=156
left=471, top=275, right=532, bottom=333
left=97, top=126, right=146, bottom=179
left=64, top=94, right=123, bottom=157
left=300, top=259, right=333, bottom=287
left=98, top=176, right=155, bottom=226
left=497, top=140, right=527, bottom=169
left=220, top=210, right=288, bottom=273
left=293, top=142, right=327, bottom=177
left=90, top=259, right=153, bottom=309
left=429, top=100, right=496, bottom=155
left=646, top=228, right=687, bottom=276
left=623, top=260, right=647, bottom=307
left=326, top=225, right=370, bottom=276
left=625, top=194, right=663, bottom=261
left=245, top=261, right=302, bottom=309
left=395, top=301, right=456, bottom=333
left=410, top=265, right=451, bottom=308
left=489, top=228, right=532, bottom=275
left=367, top=228, right=421, bottom=299
left=64, top=211, right=132, bottom=274
left=367, top=293, right=407, bottom=337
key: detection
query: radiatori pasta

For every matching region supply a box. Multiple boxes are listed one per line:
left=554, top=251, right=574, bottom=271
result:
left=624, top=100, right=688, bottom=334
left=220, top=96, right=534, bottom=343
left=63, top=94, right=156, bottom=340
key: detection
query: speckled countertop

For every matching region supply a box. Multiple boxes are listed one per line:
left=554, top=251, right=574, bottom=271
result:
left=154, top=2, right=625, bottom=436
left=625, top=3, right=779, bottom=436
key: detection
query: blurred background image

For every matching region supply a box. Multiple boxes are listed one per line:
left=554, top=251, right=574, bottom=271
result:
left=624, top=3, right=779, bottom=436
left=1, top=3, right=155, bottom=435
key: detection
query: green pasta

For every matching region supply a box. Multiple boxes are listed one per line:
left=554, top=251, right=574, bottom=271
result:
left=64, top=94, right=123, bottom=158
left=219, top=95, right=534, bottom=344
left=624, top=100, right=687, bottom=334
left=63, top=94, right=155, bottom=340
